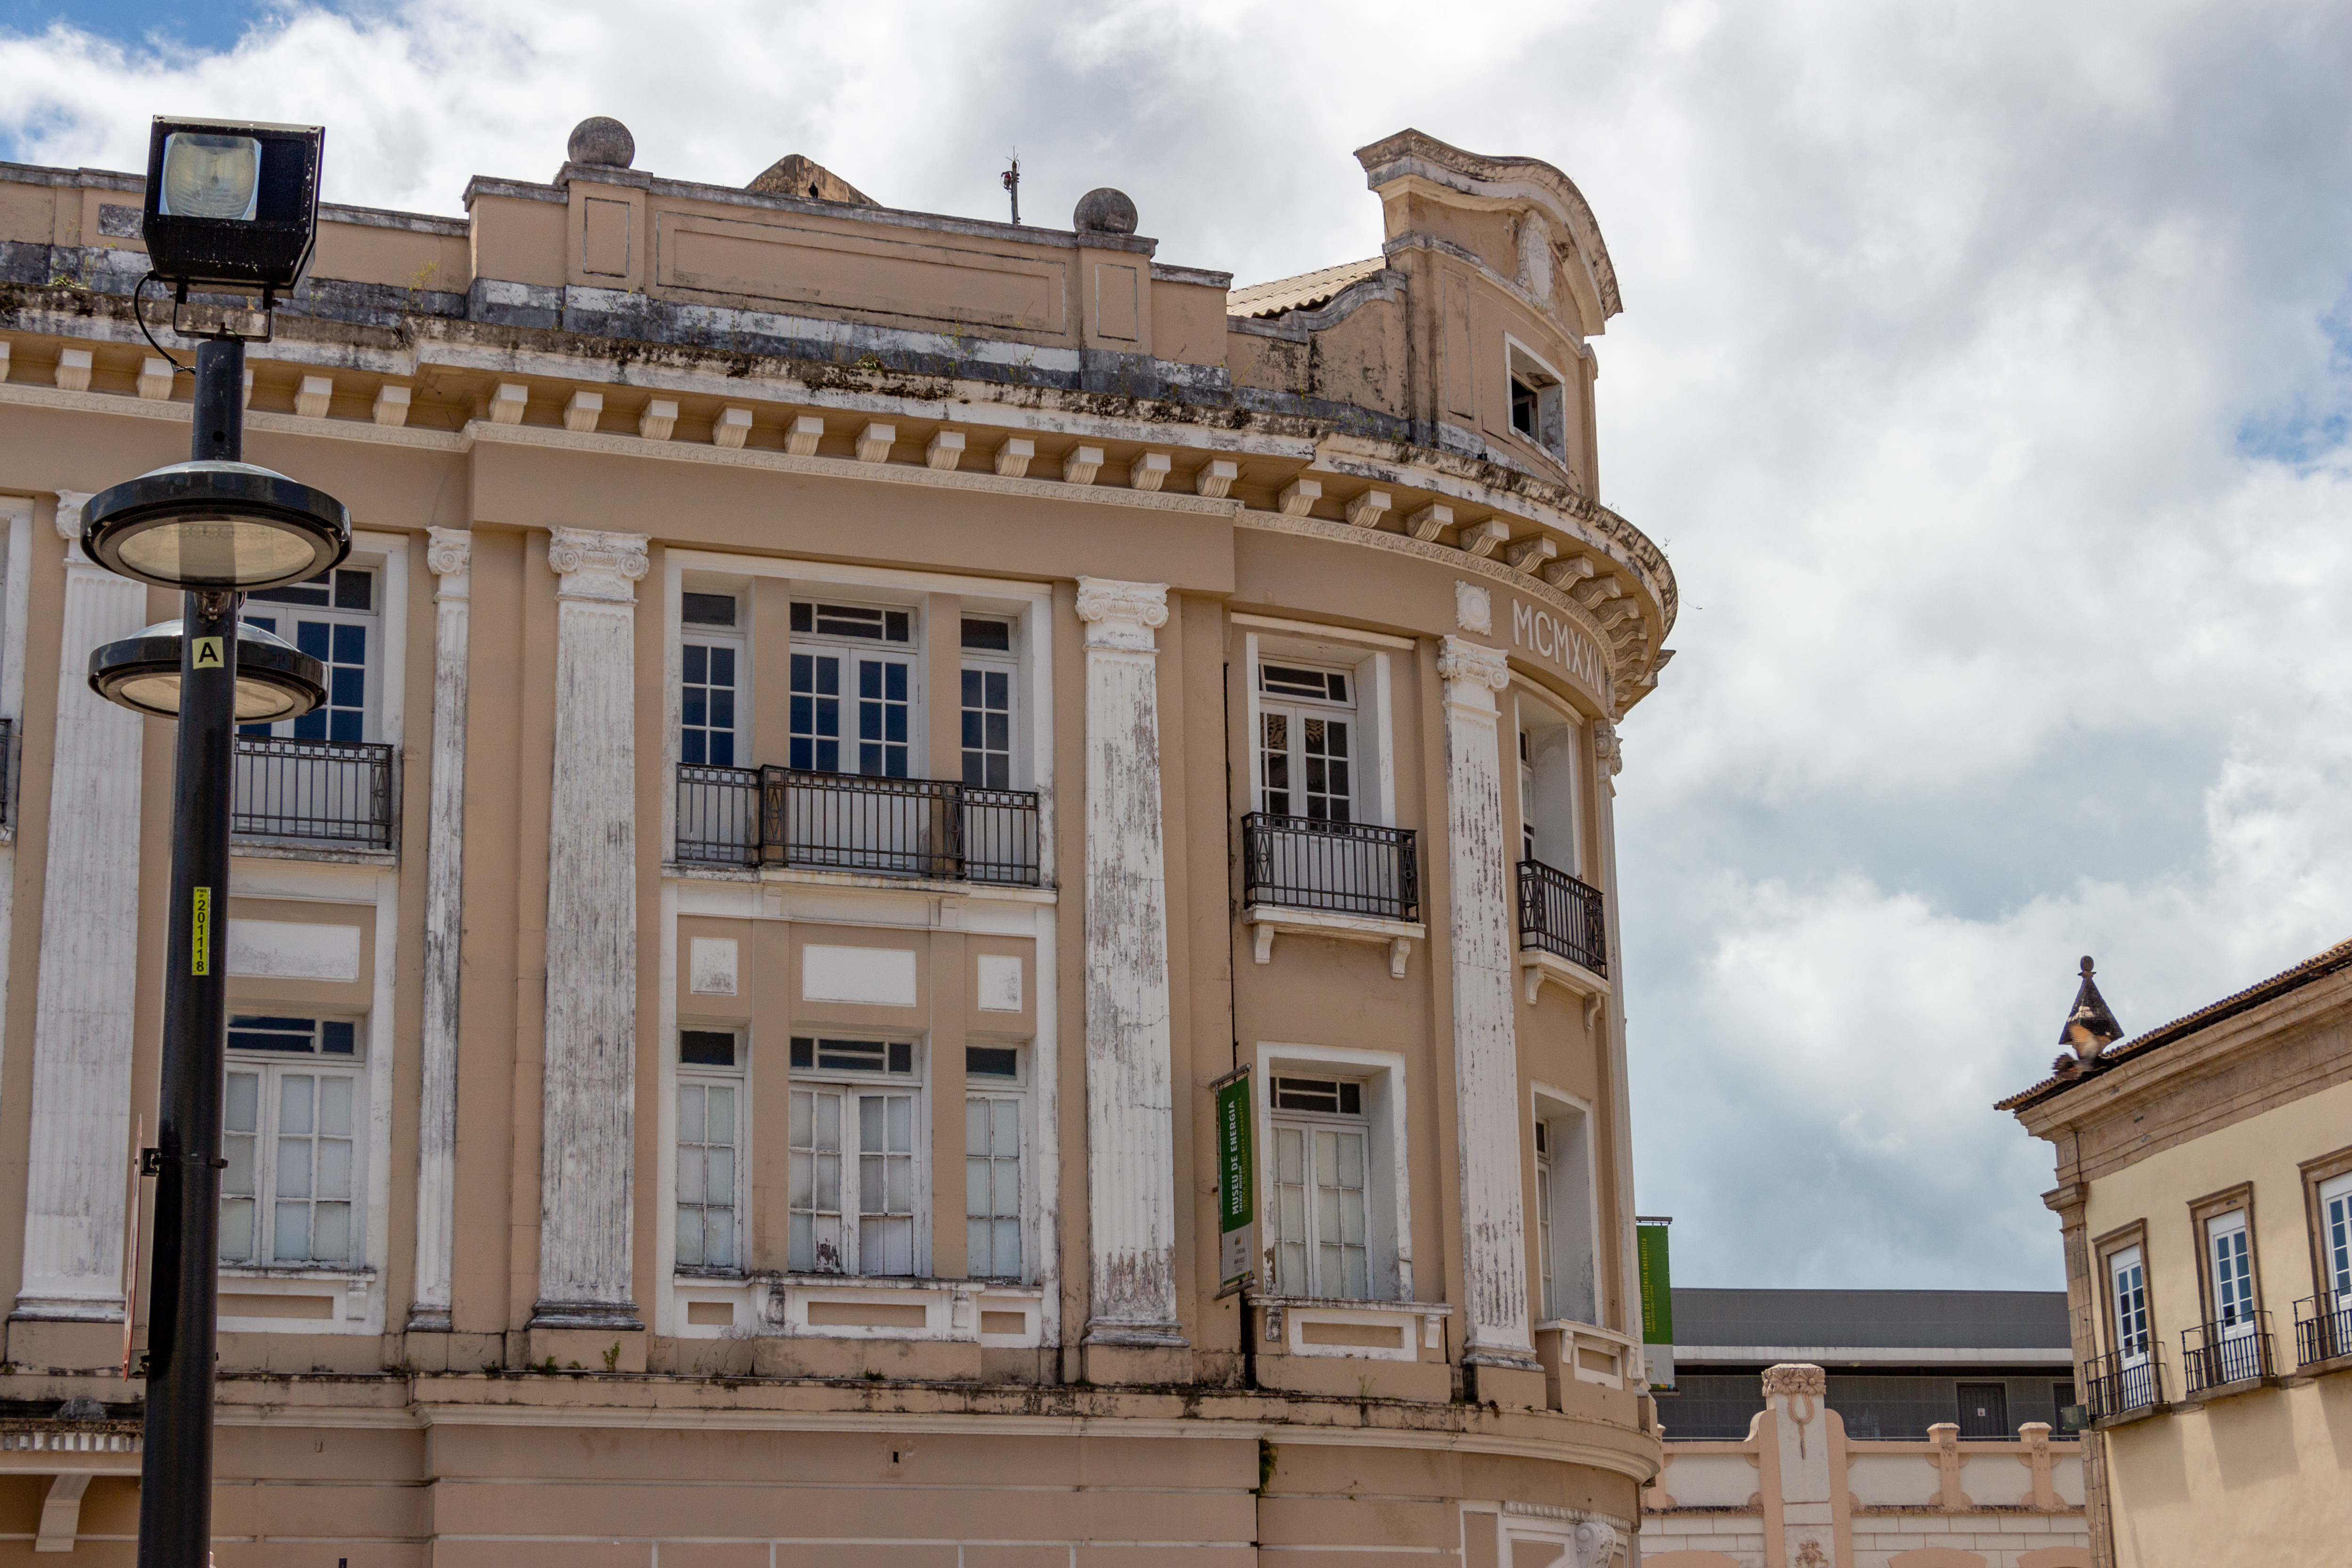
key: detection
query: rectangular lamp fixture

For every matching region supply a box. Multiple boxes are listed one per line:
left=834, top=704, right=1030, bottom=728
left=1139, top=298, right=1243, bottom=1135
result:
left=141, top=115, right=325, bottom=293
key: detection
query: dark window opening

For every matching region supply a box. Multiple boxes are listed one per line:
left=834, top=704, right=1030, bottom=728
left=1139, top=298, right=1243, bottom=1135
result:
left=682, top=592, right=738, bottom=626
left=680, top=1030, right=737, bottom=1067
left=1511, top=377, right=1539, bottom=436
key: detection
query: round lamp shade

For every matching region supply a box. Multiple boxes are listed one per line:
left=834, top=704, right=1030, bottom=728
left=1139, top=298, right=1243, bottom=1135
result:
left=89, top=618, right=326, bottom=723
left=81, top=461, right=350, bottom=592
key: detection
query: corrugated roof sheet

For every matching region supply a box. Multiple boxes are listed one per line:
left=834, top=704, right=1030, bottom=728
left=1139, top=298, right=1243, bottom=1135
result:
left=1671, top=1289, right=2070, bottom=1352
left=1996, top=935, right=2352, bottom=1113
left=1227, top=257, right=1386, bottom=319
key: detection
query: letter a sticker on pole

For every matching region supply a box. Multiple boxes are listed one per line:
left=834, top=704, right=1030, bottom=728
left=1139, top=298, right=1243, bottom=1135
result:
left=1213, top=1065, right=1254, bottom=1296
left=192, top=636, right=224, bottom=670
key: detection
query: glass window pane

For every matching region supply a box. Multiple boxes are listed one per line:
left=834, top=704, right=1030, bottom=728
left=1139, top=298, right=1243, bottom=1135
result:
left=680, top=1086, right=704, bottom=1144
left=274, top=1201, right=309, bottom=1260
left=312, top=1202, right=350, bottom=1262
left=992, top=1099, right=1018, bottom=1148
left=222, top=1135, right=255, bottom=1196
left=279, top=1075, right=314, bottom=1135
left=220, top=1197, right=254, bottom=1261
left=319, top=1077, right=352, bottom=1137
left=317, top=1138, right=353, bottom=1200
left=226, top=1072, right=260, bottom=1133
left=993, top=1160, right=1018, bottom=1216
left=994, top=1219, right=1020, bottom=1276
left=887, top=1095, right=912, bottom=1151
left=678, top=1146, right=705, bottom=1205
left=276, top=1138, right=312, bottom=1198
left=677, top=1207, right=705, bottom=1267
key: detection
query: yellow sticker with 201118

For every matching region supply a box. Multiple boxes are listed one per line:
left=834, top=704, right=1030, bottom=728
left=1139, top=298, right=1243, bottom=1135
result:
left=192, top=637, right=224, bottom=670
left=191, top=886, right=211, bottom=975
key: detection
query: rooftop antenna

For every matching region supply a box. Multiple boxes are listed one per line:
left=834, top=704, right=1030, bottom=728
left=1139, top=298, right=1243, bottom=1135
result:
left=1002, top=151, right=1020, bottom=226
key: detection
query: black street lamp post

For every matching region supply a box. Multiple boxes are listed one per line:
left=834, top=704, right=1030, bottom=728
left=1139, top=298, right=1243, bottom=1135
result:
left=80, top=116, right=343, bottom=1568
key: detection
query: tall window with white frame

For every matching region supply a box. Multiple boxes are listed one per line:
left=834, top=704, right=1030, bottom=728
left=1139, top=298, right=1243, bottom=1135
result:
left=1268, top=1074, right=1370, bottom=1300
left=2109, top=1243, right=2152, bottom=1408
left=679, top=591, right=744, bottom=769
left=960, top=616, right=1017, bottom=789
left=1533, top=1103, right=1599, bottom=1324
left=2208, top=1210, right=2255, bottom=1337
left=220, top=1014, right=364, bottom=1267
left=2323, top=1171, right=2352, bottom=1302
left=1533, top=1120, right=1554, bottom=1320
left=964, top=1044, right=1026, bottom=1280
left=790, top=601, right=916, bottom=777
left=1258, top=662, right=1355, bottom=822
left=789, top=1035, right=921, bottom=1276
left=240, top=564, right=378, bottom=742
left=676, top=1030, right=744, bottom=1273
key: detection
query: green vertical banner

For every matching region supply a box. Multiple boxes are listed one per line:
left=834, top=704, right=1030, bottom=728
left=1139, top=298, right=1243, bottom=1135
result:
left=1214, top=1067, right=1254, bottom=1296
left=1637, top=1218, right=1676, bottom=1392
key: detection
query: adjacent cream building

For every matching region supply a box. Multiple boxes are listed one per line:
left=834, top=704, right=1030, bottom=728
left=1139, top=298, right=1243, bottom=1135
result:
left=2002, top=952, right=2352, bottom=1566
left=0, top=121, right=1676, bottom=1560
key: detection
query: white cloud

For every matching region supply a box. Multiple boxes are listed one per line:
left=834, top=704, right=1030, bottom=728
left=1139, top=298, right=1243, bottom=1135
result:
left=7, top=0, right=2351, bottom=1291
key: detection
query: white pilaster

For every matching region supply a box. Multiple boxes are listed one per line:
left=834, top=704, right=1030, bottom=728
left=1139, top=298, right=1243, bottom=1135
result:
left=1074, top=577, right=1181, bottom=1345
left=1437, top=635, right=1538, bottom=1368
left=408, top=528, right=471, bottom=1332
left=1591, top=719, right=1642, bottom=1371
left=532, top=527, right=648, bottom=1330
left=16, top=493, right=148, bottom=1320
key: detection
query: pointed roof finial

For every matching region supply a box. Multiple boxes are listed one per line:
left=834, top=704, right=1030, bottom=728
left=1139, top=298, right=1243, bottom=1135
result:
left=2058, top=955, right=2124, bottom=1062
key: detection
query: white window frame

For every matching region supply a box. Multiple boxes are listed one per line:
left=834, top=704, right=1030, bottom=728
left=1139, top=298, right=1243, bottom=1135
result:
left=675, top=1028, right=747, bottom=1276
left=1266, top=1074, right=1375, bottom=1300
left=220, top=1015, right=368, bottom=1270
left=1530, top=1086, right=1602, bottom=1328
left=1238, top=624, right=1400, bottom=829
left=788, top=595, right=924, bottom=779
left=958, top=614, right=1025, bottom=791
left=1502, top=333, right=1571, bottom=466
left=2205, top=1209, right=2256, bottom=1338
left=1513, top=687, right=1583, bottom=878
left=788, top=1035, right=927, bottom=1279
left=1254, top=1042, right=1412, bottom=1302
left=678, top=580, right=749, bottom=771
left=2109, top=1244, right=2151, bottom=1365
left=238, top=559, right=387, bottom=744
left=2322, top=1171, right=2352, bottom=1300
left=963, top=1043, right=1030, bottom=1282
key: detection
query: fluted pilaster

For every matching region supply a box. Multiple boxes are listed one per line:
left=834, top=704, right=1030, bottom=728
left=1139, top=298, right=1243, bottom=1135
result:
left=408, top=527, right=471, bottom=1331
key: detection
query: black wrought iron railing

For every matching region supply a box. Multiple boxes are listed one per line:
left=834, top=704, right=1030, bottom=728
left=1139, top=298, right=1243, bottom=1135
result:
left=2083, top=1349, right=2163, bottom=1421
left=1240, top=812, right=1419, bottom=923
left=2183, top=1314, right=2274, bottom=1394
left=1518, top=858, right=1607, bottom=976
left=2294, top=1293, right=2351, bottom=1367
left=233, top=735, right=396, bottom=851
left=675, top=764, right=1042, bottom=887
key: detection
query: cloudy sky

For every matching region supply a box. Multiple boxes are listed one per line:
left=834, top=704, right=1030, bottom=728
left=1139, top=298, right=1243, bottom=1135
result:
left=7, top=0, right=2350, bottom=1292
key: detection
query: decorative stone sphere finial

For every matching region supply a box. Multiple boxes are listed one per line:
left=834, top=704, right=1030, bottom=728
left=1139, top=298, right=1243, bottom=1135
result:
left=568, top=116, right=636, bottom=170
left=1073, top=187, right=1138, bottom=235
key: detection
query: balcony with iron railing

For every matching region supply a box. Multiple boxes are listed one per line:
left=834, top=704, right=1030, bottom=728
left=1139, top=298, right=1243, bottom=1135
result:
left=1238, top=812, right=1424, bottom=977
left=676, top=764, right=1042, bottom=887
left=2181, top=1314, right=2276, bottom=1397
left=233, top=735, right=398, bottom=853
left=1515, top=858, right=1609, bottom=1013
left=2083, top=1348, right=2165, bottom=1424
left=2293, top=1293, right=2352, bottom=1372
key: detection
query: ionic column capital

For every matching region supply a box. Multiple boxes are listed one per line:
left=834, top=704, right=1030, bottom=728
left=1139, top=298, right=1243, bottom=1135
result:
left=1075, top=577, right=1168, bottom=651
left=547, top=527, right=648, bottom=604
left=425, top=526, right=472, bottom=599
left=1437, top=635, right=1510, bottom=709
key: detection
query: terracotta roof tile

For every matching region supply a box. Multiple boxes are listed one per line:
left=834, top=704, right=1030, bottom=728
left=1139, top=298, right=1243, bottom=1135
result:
left=1996, top=935, right=2352, bottom=1112
left=1227, top=257, right=1386, bottom=319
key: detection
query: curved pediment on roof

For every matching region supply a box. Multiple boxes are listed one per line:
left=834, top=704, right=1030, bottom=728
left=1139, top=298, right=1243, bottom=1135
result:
left=1354, top=128, right=1621, bottom=332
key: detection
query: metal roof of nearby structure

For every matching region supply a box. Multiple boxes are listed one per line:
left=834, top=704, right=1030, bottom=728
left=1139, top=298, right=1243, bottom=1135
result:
left=1672, top=1289, right=2070, bottom=1362
left=1997, top=935, right=2352, bottom=1113
left=1227, top=257, right=1386, bottom=318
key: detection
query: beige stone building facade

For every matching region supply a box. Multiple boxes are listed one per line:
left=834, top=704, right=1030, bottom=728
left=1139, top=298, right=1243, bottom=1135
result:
left=2002, top=952, right=2352, bottom=1566
left=0, top=122, right=1674, bottom=1560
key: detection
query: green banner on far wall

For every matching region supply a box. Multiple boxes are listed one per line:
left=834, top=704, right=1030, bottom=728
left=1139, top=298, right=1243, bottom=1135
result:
left=1214, top=1068, right=1254, bottom=1295
left=1637, top=1219, right=1675, bottom=1392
